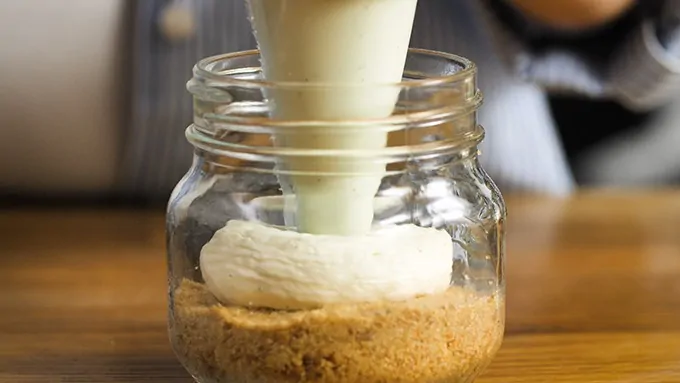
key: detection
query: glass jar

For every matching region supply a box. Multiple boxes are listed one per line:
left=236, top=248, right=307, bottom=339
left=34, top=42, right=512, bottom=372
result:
left=167, top=49, right=506, bottom=383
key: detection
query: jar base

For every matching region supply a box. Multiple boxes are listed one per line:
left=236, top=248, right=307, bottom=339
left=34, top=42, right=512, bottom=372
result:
left=171, top=279, right=503, bottom=383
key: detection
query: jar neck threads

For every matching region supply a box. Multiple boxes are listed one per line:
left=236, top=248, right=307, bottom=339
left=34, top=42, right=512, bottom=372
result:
left=187, top=49, right=483, bottom=172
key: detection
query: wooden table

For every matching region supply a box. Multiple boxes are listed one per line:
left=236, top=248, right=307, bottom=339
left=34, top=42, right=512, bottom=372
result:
left=2, top=190, right=680, bottom=382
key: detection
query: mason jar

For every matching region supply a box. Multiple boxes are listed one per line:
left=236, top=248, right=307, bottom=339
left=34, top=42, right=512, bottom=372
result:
left=166, top=49, right=506, bottom=383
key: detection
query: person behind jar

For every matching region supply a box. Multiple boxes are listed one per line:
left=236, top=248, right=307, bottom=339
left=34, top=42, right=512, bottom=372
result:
left=120, top=0, right=680, bottom=199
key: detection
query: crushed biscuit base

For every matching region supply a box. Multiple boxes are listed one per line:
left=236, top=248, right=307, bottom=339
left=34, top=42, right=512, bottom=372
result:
left=172, top=280, right=503, bottom=383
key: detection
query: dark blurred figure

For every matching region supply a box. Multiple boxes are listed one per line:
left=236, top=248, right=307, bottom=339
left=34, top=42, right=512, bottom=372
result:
left=2, top=0, right=680, bottom=204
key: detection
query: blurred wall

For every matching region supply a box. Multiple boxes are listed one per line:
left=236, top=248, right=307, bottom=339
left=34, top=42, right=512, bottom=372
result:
left=0, top=0, right=126, bottom=195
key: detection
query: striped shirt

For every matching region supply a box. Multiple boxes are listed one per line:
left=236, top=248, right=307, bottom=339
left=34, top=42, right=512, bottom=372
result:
left=121, top=0, right=680, bottom=198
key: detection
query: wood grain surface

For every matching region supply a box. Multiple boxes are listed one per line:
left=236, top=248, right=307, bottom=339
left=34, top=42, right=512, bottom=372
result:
left=1, top=190, right=680, bottom=382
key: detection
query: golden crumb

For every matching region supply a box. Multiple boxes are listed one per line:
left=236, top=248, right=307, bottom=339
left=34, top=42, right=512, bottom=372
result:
left=171, top=279, right=504, bottom=383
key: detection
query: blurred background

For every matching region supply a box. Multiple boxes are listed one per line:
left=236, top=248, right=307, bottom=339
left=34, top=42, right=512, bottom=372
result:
left=2, top=3, right=679, bottom=382
left=1, top=0, right=679, bottom=209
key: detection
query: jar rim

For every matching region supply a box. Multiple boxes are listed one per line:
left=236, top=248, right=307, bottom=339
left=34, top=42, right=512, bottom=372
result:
left=187, top=48, right=484, bottom=170
left=193, top=48, right=476, bottom=89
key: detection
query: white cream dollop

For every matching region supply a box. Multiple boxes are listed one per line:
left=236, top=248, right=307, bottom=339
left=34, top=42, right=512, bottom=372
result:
left=200, top=220, right=453, bottom=310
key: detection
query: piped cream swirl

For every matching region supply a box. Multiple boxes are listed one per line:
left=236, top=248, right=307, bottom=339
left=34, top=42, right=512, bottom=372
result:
left=200, top=220, right=453, bottom=310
